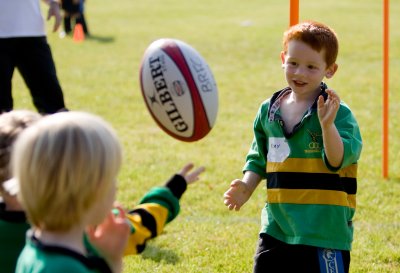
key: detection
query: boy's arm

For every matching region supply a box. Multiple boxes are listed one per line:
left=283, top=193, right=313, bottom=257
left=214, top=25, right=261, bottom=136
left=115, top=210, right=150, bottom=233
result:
left=318, top=89, right=344, bottom=168
left=124, top=164, right=204, bottom=255
left=224, top=171, right=262, bottom=211
left=224, top=102, right=268, bottom=211
left=321, top=123, right=343, bottom=168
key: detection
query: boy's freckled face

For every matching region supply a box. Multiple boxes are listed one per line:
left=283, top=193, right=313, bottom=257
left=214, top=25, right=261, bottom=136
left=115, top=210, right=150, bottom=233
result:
left=281, top=40, right=330, bottom=97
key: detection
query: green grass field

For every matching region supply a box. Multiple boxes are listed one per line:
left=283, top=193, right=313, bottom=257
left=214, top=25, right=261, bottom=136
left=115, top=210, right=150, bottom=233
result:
left=12, top=0, right=400, bottom=272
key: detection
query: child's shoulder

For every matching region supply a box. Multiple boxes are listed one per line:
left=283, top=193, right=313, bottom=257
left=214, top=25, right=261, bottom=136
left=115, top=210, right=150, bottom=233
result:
left=256, top=87, right=289, bottom=116
left=18, top=248, right=89, bottom=273
left=338, top=100, right=356, bottom=116
left=17, top=236, right=109, bottom=273
left=261, top=87, right=290, bottom=106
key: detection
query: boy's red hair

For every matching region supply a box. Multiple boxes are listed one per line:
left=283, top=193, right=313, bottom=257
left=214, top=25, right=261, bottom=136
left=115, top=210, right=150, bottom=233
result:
left=283, top=21, right=339, bottom=67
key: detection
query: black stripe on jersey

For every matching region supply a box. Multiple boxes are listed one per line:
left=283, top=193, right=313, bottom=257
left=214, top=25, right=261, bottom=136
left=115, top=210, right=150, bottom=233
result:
left=266, top=172, right=357, bottom=194
left=136, top=243, right=146, bottom=254
left=128, top=208, right=157, bottom=238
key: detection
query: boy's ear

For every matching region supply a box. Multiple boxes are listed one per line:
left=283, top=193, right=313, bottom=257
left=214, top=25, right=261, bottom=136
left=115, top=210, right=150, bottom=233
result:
left=326, top=63, right=338, bottom=79
left=280, top=51, right=286, bottom=64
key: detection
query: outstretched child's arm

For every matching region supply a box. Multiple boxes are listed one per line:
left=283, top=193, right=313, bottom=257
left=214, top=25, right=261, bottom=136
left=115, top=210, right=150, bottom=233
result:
left=123, top=163, right=204, bottom=255
left=317, top=89, right=344, bottom=168
left=223, top=171, right=262, bottom=211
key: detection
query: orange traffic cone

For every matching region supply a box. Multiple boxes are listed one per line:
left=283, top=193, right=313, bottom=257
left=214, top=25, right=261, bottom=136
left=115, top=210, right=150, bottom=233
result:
left=73, top=24, right=85, bottom=42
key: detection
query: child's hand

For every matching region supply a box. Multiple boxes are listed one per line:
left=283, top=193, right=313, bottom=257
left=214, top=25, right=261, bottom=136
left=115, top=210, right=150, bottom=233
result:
left=47, top=1, right=62, bottom=32
left=223, top=179, right=252, bottom=211
left=86, top=206, right=130, bottom=273
left=317, top=89, right=340, bottom=129
left=178, top=163, right=205, bottom=185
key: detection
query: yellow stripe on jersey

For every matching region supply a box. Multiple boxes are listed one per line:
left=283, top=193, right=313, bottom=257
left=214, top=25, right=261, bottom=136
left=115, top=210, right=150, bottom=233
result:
left=347, top=194, right=356, bottom=209
left=267, top=158, right=357, bottom=178
left=135, top=203, right=169, bottom=235
left=267, top=188, right=356, bottom=208
left=124, top=204, right=168, bottom=255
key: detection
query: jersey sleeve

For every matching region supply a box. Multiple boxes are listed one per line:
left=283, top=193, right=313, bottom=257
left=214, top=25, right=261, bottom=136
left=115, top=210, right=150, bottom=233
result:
left=243, top=102, right=269, bottom=178
left=123, top=174, right=187, bottom=255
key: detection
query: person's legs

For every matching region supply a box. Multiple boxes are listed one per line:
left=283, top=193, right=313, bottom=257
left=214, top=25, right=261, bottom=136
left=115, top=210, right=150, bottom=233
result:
left=63, top=15, right=72, bottom=34
left=16, top=37, right=67, bottom=114
left=61, top=0, right=79, bottom=35
left=76, top=13, right=89, bottom=35
left=0, top=39, right=17, bottom=112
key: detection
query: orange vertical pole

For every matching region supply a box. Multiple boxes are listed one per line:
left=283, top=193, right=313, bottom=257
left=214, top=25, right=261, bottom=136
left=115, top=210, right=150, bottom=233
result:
left=290, top=0, right=299, bottom=26
left=383, top=0, right=389, bottom=178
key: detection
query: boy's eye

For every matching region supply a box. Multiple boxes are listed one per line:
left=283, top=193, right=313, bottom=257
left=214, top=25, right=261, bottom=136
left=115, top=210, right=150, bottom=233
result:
left=288, top=61, right=297, bottom=66
left=308, top=65, right=317, bottom=70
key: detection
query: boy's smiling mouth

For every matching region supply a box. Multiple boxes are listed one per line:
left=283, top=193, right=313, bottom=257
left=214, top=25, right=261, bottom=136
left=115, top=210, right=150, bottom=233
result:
left=293, top=80, right=307, bottom=87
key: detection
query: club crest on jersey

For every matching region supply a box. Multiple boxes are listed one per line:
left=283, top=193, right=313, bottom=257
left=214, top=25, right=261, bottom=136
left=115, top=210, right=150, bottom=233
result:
left=305, top=129, right=322, bottom=153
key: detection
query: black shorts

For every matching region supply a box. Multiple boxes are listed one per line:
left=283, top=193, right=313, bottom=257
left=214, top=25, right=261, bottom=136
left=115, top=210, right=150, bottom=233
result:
left=61, top=0, right=80, bottom=13
left=253, top=234, right=350, bottom=273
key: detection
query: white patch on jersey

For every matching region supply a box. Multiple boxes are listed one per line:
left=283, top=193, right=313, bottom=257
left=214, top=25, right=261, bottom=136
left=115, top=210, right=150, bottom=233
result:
left=267, top=137, right=290, bottom=162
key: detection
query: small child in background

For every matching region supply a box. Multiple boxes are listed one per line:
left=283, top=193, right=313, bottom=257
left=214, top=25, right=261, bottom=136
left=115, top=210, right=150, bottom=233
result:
left=60, top=0, right=89, bottom=37
left=0, top=110, right=42, bottom=273
left=13, top=111, right=204, bottom=273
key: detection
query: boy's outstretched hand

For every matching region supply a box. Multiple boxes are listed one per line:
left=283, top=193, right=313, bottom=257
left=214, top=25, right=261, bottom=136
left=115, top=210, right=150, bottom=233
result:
left=178, top=163, right=205, bottom=185
left=317, top=89, right=340, bottom=129
left=223, top=179, right=252, bottom=211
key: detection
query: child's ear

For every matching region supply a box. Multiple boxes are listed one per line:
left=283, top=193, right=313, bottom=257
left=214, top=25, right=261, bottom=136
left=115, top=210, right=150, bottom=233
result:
left=326, top=63, right=338, bottom=79
left=280, top=51, right=286, bottom=64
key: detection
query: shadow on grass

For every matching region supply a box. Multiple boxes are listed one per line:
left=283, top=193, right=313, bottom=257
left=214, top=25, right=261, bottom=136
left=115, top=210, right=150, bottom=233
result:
left=86, top=34, right=115, bottom=43
left=141, top=244, right=180, bottom=265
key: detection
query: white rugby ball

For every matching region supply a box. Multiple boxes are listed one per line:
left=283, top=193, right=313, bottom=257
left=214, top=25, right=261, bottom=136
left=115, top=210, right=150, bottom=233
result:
left=139, top=38, right=218, bottom=142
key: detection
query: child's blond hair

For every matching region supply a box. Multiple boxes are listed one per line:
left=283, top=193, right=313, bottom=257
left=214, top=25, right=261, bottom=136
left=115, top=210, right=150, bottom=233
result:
left=0, top=110, right=41, bottom=189
left=12, top=112, right=122, bottom=231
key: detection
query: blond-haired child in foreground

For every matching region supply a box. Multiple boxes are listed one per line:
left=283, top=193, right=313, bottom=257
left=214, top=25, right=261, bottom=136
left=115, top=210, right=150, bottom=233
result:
left=13, top=111, right=204, bottom=273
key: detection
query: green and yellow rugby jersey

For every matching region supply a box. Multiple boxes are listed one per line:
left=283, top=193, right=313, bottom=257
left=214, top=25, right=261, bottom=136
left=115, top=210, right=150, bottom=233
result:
left=123, top=174, right=187, bottom=255
left=0, top=203, right=30, bottom=273
left=16, top=174, right=188, bottom=273
left=244, top=83, right=362, bottom=251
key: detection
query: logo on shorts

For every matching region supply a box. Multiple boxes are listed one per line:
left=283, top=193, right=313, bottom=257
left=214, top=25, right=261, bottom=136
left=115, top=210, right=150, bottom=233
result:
left=322, top=249, right=338, bottom=273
